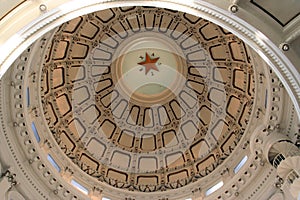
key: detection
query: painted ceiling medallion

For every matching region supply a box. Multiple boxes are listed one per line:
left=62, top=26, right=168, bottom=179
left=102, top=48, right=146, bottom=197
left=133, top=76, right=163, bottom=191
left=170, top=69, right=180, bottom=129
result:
left=138, top=52, right=160, bottom=75
left=112, top=32, right=187, bottom=106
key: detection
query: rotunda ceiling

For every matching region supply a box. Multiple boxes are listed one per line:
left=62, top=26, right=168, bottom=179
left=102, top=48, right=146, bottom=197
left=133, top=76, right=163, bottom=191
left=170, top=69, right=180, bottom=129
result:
left=1, top=0, right=300, bottom=199
left=37, top=6, right=255, bottom=192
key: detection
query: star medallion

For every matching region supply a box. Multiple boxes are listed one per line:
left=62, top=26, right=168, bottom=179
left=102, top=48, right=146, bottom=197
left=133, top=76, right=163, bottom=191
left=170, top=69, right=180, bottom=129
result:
left=138, top=53, right=160, bottom=75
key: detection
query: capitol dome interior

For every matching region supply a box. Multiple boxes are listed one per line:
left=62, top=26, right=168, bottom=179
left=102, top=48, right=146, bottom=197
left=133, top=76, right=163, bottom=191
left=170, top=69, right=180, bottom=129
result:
left=0, top=1, right=299, bottom=200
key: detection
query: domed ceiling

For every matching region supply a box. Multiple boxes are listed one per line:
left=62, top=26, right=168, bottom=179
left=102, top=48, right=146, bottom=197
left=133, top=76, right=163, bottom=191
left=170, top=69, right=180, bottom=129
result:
left=4, top=4, right=296, bottom=200
left=38, top=6, right=254, bottom=192
left=1, top=0, right=300, bottom=199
